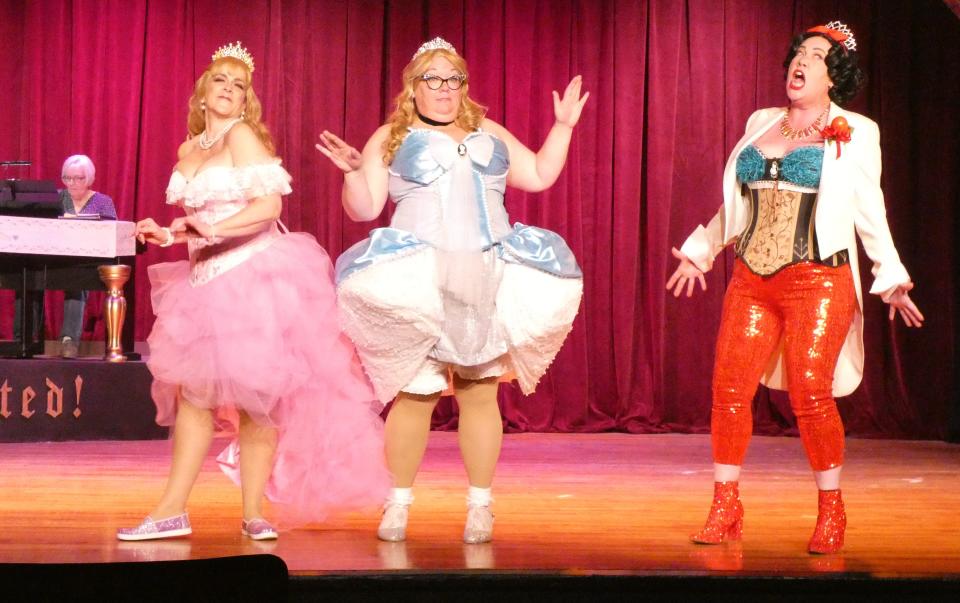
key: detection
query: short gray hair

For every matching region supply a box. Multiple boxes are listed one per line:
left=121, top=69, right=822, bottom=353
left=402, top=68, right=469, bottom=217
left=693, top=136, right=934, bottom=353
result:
left=61, top=154, right=96, bottom=186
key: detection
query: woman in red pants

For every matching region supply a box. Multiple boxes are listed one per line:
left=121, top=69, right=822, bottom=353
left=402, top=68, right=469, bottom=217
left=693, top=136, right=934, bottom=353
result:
left=667, top=22, right=924, bottom=554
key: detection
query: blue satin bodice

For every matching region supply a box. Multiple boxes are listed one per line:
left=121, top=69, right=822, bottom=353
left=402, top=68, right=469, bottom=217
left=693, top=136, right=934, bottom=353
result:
left=335, top=128, right=582, bottom=283
left=388, top=128, right=511, bottom=248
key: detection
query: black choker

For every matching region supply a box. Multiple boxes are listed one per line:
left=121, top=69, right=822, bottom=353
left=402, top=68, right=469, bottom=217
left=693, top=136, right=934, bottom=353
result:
left=416, top=110, right=454, bottom=127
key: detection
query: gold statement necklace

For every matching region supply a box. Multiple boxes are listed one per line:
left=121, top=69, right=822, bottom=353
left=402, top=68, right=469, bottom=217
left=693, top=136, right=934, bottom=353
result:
left=779, top=106, right=829, bottom=141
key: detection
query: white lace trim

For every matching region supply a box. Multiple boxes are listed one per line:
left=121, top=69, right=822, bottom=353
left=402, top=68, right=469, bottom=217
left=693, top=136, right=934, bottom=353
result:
left=166, top=161, right=293, bottom=208
left=189, top=229, right=280, bottom=287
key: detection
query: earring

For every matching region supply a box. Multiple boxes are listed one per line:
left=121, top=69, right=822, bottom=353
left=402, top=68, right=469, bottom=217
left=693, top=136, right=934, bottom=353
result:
left=240, top=111, right=246, bottom=119
left=200, top=100, right=206, bottom=112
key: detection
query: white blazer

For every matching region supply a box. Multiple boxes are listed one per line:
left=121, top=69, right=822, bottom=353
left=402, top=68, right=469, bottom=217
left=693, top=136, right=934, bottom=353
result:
left=680, top=103, right=910, bottom=396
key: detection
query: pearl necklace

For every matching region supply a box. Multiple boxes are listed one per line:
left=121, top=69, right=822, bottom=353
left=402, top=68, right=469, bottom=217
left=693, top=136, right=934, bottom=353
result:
left=198, top=118, right=243, bottom=150
left=779, top=106, right=829, bottom=141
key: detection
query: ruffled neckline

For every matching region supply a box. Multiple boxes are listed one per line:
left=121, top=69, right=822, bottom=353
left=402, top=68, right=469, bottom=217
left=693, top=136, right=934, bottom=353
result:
left=166, top=161, right=292, bottom=208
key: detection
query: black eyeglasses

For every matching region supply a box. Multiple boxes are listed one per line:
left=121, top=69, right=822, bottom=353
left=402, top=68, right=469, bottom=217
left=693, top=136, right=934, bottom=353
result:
left=420, top=74, right=465, bottom=90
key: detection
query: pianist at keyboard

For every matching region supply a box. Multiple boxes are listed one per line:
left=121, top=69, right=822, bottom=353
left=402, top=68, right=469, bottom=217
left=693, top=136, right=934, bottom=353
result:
left=58, top=154, right=117, bottom=358
left=118, top=43, right=388, bottom=543
left=11, top=154, right=117, bottom=358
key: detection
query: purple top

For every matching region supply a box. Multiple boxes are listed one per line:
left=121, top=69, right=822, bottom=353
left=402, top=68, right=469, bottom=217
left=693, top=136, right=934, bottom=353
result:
left=60, top=190, right=117, bottom=220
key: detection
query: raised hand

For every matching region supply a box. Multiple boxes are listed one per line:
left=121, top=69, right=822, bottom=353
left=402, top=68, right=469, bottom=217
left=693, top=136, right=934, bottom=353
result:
left=665, top=247, right=708, bottom=298
left=316, top=130, right=363, bottom=173
left=885, top=282, right=925, bottom=327
left=552, top=75, right=590, bottom=128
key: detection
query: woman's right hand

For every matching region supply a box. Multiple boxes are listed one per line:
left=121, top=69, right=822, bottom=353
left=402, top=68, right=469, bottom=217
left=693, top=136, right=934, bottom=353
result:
left=315, top=130, right=362, bottom=174
left=135, top=218, right=172, bottom=246
left=665, top=247, right=707, bottom=297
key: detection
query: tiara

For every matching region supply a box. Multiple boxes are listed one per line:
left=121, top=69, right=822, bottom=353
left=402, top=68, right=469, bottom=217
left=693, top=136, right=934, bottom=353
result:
left=807, top=21, right=857, bottom=52
left=413, top=37, right=457, bottom=60
left=212, top=41, right=255, bottom=72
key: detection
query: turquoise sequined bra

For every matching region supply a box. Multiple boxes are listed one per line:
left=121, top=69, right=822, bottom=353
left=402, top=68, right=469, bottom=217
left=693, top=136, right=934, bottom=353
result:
left=735, top=145, right=823, bottom=188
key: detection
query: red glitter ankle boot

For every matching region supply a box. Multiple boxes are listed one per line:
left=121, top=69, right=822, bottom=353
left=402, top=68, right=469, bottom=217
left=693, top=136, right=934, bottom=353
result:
left=808, top=489, right=846, bottom=554
left=691, top=481, right=743, bottom=544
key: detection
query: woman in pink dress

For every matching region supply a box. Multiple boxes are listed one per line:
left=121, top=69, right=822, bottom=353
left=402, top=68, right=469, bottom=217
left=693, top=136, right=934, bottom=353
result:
left=119, top=42, right=389, bottom=541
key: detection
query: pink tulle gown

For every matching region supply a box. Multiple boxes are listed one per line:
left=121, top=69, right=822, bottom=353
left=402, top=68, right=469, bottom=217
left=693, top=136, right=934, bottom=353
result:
left=146, top=161, right=389, bottom=524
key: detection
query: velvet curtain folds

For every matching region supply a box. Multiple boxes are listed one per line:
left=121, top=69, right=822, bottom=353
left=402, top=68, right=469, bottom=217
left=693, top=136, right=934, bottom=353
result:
left=1, top=1, right=957, bottom=439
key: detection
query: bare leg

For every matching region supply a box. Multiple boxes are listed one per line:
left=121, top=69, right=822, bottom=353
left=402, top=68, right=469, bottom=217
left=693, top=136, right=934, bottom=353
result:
left=814, top=467, right=842, bottom=490
left=454, top=375, right=502, bottom=488
left=238, top=412, right=278, bottom=520
left=150, top=397, right=214, bottom=518
left=384, top=391, right=441, bottom=487
left=713, top=463, right=741, bottom=482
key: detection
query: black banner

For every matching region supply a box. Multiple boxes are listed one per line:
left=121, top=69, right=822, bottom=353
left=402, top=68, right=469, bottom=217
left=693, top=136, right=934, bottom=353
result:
left=0, top=359, right=166, bottom=442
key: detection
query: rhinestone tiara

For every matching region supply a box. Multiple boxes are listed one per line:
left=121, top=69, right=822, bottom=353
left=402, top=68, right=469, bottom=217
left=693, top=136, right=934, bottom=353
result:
left=212, top=41, right=255, bottom=72
left=808, top=21, right=857, bottom=52
left=413, top=37, right=457, bottom=60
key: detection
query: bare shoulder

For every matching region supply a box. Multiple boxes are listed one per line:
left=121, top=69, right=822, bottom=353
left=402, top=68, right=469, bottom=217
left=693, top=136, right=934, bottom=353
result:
left=368, top=124, right=393, bottom=145
left=225, top=122, right=272, bottom=165
left=177, top=138, right=196, bottom=160
left=480, top=117, right=509, bottom=137
left=362, top=124, right=395, bottom=160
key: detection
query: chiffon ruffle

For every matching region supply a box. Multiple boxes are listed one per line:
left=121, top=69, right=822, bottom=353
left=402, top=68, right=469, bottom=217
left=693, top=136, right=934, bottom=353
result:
left=146, top=232, right=390, bottom=525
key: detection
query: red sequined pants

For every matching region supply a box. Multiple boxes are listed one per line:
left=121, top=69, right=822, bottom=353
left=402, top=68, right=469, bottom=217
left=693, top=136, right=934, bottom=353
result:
left=711, top=260, right=856, bottom=471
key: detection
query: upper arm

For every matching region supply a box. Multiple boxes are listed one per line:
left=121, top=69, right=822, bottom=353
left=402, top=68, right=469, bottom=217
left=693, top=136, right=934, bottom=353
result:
left=854, top=118, right=882, bottom=184
left=360, top=124, right=392, bottom=210
left=225, top=124, right=282, bottom=215
left=482, top=118, right=540, bottom=191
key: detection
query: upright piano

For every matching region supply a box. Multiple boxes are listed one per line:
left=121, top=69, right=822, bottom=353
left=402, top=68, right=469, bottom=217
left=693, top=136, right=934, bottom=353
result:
left=0, top=179, right=139, bottom=358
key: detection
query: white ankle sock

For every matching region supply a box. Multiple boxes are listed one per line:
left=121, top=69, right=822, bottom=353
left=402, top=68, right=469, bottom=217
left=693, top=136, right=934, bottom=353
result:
left=466, top=486, right=492, bottom=507
left=388, top=487, right=414, bottom=506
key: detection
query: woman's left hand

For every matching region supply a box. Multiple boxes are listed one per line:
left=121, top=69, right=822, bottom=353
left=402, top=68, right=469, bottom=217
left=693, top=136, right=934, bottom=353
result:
left=170, top=215, right=214, bottom=240
left=885, top=282, right=925, bottom=327
left=553, top=75, right=590, bottom=128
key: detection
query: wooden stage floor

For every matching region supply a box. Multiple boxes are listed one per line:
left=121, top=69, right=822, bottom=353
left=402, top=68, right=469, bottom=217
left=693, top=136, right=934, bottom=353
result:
left=1, top=432, right=958, bottom=580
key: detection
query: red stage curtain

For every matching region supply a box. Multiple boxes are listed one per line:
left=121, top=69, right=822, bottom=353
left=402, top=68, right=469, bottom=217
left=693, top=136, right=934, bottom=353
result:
left=1, top=1, right=956, bottom=439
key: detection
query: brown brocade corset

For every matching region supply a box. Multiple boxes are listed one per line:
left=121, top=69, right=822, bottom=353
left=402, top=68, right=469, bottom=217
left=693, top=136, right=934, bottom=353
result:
left=734, top=148, right=848, bottom=275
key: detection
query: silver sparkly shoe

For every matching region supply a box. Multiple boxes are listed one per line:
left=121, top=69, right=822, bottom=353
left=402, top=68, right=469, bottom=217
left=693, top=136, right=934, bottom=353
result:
left=463, top=505, right=494, bottom=544
left=117, top=513, right=192, bottom=541
left=242, top=518, right=278, bottom=541
left=377, top=501, right=410, bottom=542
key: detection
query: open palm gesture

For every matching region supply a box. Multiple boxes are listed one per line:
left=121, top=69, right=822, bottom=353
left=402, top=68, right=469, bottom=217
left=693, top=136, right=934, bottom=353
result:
left=553, top=75, right=590, bottom=128
left=316, top=130, right=363, bottom=173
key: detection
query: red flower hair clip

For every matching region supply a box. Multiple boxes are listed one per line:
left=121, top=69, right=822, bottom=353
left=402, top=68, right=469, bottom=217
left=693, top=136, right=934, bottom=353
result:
left=819, top=116, right=853, bottom=158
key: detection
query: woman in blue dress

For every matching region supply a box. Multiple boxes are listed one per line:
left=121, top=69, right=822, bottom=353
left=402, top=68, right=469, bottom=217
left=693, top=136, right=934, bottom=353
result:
left=317, top=37, right=588, bottom=544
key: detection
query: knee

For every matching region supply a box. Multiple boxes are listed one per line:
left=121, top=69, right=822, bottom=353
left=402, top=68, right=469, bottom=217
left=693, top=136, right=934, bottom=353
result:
left=176, top=397, right=213, bottom=424
left=391, top=393, right=441, bottom=417
left=454, top=377, right=499, bottom=409
left=788, top=389, right=839, bottom=422
left=711, top=383, right=753, bottom=415
left=239, top=412, right=278, bottom=439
